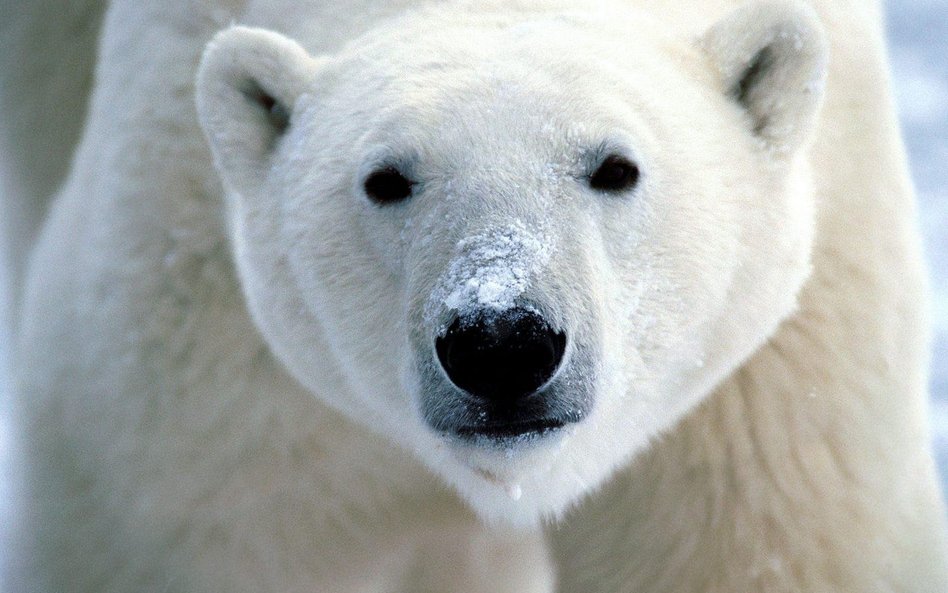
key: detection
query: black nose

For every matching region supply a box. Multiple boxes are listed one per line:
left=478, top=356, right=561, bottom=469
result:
left=435, top=308, right=567, bottom=404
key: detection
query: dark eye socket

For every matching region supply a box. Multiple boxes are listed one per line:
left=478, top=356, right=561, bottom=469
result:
left=589, top=155, right=640, bottom=193
left=364, top=167, right=414, bottom=204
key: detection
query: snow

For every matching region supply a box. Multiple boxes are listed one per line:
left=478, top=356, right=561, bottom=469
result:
left=506, top=483, right=523, bottom=501
left=436, top=219, right=553, bottom=320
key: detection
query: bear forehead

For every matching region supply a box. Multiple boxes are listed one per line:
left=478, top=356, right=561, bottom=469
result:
left=283, top=7, right=748, bottom=193
left=304, top=22, right=711, bottom=152
left=324, top=6, right=704, bottom=93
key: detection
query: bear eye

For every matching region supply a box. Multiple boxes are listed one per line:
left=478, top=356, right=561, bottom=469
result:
left=589, top=155, right=640, bottom=193
left=364, top=167, right=414, bottom=205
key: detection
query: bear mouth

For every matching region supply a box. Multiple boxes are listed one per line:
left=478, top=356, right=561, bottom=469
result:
left=453, top=417, right=567, bottom=442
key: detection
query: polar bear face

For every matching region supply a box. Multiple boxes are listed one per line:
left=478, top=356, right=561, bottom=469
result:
left=197, top=3, right=827, bottom=524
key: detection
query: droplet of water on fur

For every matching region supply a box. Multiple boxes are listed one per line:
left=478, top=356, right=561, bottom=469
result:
left=506, top=483, right=523, bottom=501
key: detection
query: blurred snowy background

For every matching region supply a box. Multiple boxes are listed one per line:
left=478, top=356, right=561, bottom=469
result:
left=0, top=1, right=946, bottom=569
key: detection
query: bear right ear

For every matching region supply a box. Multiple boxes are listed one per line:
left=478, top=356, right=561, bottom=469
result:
left=196, top=26, right=322, bottom=192
left=700, top=2, right=828, bottom=156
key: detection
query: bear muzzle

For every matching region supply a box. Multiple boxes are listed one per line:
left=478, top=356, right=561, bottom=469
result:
left=435, top=307, right=567, bottom=405
left=422, top=305, right=591, bottom=445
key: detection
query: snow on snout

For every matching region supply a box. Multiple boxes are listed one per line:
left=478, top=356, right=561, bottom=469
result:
left=435, top=220, right=553, bottom=319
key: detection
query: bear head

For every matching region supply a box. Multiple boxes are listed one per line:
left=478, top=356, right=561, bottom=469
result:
left=196, top=1, right=827, bottom=525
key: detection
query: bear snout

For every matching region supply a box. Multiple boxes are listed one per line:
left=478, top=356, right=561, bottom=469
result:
left=435, top=307, right=567, bottom=405
left=418, top=305, right=596, bottom=444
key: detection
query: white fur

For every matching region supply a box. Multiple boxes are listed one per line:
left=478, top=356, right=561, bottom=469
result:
left=4, top=0, right=946, bottom=591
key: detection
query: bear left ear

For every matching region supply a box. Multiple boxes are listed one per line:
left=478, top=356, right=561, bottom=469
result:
left=196, top=26, right=323, bottom=192
left=701, top=2, right=828, bottom=155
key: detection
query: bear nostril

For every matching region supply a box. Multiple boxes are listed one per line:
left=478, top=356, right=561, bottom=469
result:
left=435, top=308, right=567, bottom=403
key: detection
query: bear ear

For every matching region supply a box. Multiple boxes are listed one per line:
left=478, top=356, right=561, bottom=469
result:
left=196, top=26, right=323, bottom=192
left=700, top=2, right=828, bottom=155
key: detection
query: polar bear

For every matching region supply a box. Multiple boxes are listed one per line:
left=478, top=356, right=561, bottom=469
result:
left=2, top=0, right=947, bottom=591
